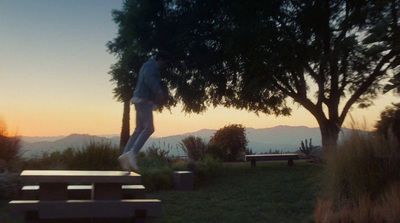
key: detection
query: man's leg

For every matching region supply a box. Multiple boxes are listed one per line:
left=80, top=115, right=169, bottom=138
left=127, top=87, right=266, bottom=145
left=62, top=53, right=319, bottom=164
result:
left=131, top=103, right=155, bottom=156
left=122, top=104, right=144, bottom=154
left=119, top=104, right=145, bottom=171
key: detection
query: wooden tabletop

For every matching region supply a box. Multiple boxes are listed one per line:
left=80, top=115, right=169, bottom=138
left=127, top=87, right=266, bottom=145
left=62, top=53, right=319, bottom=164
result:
left=20, top=170, right=141, bottom=184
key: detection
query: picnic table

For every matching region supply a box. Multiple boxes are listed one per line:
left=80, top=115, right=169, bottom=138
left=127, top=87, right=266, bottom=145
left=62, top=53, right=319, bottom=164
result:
left=9, top=170, right=161, bottom=222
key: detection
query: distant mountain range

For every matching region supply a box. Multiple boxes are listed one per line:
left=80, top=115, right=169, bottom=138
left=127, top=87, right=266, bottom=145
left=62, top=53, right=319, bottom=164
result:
left=20, top=125, right=360, bottom=158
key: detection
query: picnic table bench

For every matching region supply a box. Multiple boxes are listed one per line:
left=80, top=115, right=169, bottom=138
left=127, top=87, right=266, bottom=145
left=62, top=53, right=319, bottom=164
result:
left=245, top=154, right=300, bottom=167
left=9, top=170, right=161, bottom=223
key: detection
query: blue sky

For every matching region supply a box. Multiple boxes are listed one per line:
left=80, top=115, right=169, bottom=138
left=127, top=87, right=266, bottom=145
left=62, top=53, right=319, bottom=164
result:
left=1, top=0, right=399, bottom=137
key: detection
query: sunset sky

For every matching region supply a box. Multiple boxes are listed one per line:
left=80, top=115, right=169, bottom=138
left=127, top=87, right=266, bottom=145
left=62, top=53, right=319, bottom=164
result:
left=1, top=0, right=399, bottom=138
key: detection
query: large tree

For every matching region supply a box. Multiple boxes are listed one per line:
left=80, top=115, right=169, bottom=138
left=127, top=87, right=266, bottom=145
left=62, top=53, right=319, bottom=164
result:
left=107, top=1, right=177, bottom=148
left=109, top=0, right=400, bottom=150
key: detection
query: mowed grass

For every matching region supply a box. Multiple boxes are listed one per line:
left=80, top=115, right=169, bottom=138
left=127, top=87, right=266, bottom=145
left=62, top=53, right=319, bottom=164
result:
left=0, top=161, right=321, bottom=223
left=148, top=161, right=322, bottom=223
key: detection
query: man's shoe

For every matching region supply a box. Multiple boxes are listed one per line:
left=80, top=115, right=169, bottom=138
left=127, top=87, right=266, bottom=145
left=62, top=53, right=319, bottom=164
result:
left=118, top=153, right=131, bottom=172
left=127, top=151, right=139, bottom=172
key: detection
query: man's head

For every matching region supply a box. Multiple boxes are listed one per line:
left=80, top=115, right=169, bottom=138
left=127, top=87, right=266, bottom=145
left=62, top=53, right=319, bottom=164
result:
left=155, top=51, right=172, bottom=69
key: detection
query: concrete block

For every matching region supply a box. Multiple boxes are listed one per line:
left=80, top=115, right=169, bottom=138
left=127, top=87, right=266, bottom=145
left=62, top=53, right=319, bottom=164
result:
left=173, top=171, right=193, bottom=191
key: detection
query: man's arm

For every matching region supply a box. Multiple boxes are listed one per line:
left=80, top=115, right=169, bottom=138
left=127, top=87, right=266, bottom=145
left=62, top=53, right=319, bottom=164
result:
left=144, top=70, right=164, bottom=103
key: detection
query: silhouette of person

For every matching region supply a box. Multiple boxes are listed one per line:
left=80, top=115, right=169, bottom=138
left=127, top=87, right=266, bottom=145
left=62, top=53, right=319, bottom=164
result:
left=118, top=51, right=171, bottom=171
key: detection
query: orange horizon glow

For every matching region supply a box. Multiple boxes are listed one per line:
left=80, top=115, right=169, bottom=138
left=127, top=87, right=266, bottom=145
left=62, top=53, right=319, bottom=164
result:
left=3, top=94, right=398, bottom=138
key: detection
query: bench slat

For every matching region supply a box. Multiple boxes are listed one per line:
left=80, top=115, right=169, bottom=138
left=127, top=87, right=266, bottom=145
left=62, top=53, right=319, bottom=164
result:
left=245, top=154, right=299, bottom=162
left=9, top=199, right=161, bottom=219
left=21, top=185, right=146, bottom=200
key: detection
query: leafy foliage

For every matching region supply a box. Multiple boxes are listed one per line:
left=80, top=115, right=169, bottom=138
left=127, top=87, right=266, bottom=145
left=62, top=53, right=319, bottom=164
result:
left=375, top=103, right=400, bottom=142
left=108, top=0, right=400, bottom=149
left=0, top=120, right=20, bottom=168
left=208, top=124, right=248, bottom=162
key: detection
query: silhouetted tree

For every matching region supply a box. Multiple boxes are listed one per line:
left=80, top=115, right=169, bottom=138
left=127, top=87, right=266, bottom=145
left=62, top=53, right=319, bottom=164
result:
left=107, top=1, right=177, bottom=148
left=108, top=0, right=400, bottom=151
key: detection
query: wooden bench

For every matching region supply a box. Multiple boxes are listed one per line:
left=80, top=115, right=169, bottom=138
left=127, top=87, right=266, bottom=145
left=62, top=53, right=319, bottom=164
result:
left=9, top=170, right=161, bottom=222
left=21, top=184, right=146, bottom=200
left=245, top=154, right=300, bottom=167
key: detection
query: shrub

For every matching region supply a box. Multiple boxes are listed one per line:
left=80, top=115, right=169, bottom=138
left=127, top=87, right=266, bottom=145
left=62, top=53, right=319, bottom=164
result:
left=208, top=124, right=248, bottom=162
left=137, top=143, right=174, bottom=191
left=171, top=159, right=189, bottom=171
left=375, top=103, right=400, bottom=142
left=67, top=140, right=120, bottom=170
left=140, top=167, right=173, bottom=192
left=205, top=143, right=227, bottom=161
left=188, top=155, right=223, bottom=186
left=323, top=130, right=400, bottom=205
left=315, top=128, right=400, bottom=222
left=0, top=120, right=20, bottom=170
left=180, top=135, right=207, bottom=161
left=137, top=142, right=172, bottom=169
left=0, top=173, right=20, bottom=199
left=145, top=142, right=171, bottom=159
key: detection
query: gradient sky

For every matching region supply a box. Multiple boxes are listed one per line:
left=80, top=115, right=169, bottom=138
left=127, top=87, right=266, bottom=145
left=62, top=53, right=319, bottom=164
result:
left=1, top=0, right=399, bottom=137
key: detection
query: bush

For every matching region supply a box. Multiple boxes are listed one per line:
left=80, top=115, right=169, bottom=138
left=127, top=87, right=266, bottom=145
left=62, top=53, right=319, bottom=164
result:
left=0, top=120, right=20, bottom=170
left=137, top=142, right=172, bottom=169
left=324, top=131, right=400, bottom=204
left=137, top=144, right=173, bottom=191
left=145, top=142, right=171, bottom=159
left=67, top=140, right=120, bottom=170
left=171, top=159, right=189, bottom=171
left=375, top=103, right=400, bottom=142
left=315, top=128, right=400, bottom=222
left=208, top=124, right=248, bottom=162
left=140, top=167, right=173, bottom=192
left=187, top=155, right=223, bottom=186
left=0, top=173, right=20, bottom=199
left=180, top=135, right=207, bottom=161
left=206, top=143, right=227, bottom=161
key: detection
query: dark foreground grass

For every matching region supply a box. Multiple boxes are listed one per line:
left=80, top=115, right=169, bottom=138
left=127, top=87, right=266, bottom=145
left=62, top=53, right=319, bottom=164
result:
left=0, top=161, right=321, bottom=223
left=148, top=161, right=321, bottom=223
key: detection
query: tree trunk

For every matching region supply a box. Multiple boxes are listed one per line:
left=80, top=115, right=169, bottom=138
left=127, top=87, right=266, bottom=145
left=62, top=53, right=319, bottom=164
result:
left=318, top=120, right=341, bottom=153
left=119, top=100, right=131, bottom=149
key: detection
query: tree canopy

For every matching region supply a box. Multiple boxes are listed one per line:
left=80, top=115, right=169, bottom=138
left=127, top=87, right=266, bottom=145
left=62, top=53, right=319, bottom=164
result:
left=108, top=0, right=400, bottom=149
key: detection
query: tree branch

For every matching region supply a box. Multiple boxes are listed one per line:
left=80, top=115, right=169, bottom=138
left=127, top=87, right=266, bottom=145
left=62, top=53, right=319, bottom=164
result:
left=339, top=50, right=399, bottom=124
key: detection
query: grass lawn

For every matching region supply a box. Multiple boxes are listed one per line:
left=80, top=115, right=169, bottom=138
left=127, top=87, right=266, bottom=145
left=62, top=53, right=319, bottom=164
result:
left=0, top=161, right=321, bottom=223
left=148, top=161, right=322, bottom=223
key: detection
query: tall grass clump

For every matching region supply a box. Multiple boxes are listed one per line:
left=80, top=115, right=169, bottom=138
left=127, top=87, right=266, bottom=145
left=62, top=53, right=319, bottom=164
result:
left=67, top=140, right=120, bottom=170
left=315, top=128, right=400, bottom=222
left=180, top=135, right=206, bottom=161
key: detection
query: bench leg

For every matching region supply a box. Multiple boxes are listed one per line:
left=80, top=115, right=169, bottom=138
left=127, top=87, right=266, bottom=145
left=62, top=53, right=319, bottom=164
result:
left=25, top=211, right=40, bottom=223
left=132, top=209, right=147, bottom=223
left=288, top=158, right=294, bottom=166
left=251, top=159, right=256, bottom=167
